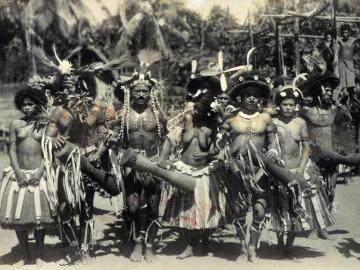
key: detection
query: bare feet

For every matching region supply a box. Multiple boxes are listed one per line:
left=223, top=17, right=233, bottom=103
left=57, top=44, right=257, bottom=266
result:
left=308, top=229, right=319, bottom=240
left=14, top=257, right=30, bottom=268
left=318, top=229, right=334, bottom=240
left=237, top=240, right=248, bottom=260
left=177, top=245, right=193, bottom=260
left=247, top=245, right=257, bottom=263
left=35, top=257, right=46, bottom=267
left=284, top=248, right=296, bottom=260
left=130, top=242, right=143, bottom=262
left=144, top=245, right=156, bottom=263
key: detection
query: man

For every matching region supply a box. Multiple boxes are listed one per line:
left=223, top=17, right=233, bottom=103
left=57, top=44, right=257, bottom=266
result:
left=300, top=72, right=360, bottom=236
left=92, top=67, right=166, bottom=263
left=44, top=73, right=112, bottom=263
left=219, top=72, right=286, bottom=262
left=337, top=24, right=360, bottom=98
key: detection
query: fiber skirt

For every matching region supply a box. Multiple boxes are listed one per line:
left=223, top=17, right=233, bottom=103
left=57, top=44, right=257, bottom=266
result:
left=0, top=167, right=55, bottom=230
left=267, top=161, right=334, bottom=233
left=159, top=160, right=231, bottom=230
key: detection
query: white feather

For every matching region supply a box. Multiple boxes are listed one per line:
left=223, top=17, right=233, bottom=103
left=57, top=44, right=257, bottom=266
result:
left=191, top=60, right=197, bottom=74
left=218, top=51, right=224, bottom=71
left=220, top=73, right=227, bottom=91
left=247, top=47, right=256, bottom=67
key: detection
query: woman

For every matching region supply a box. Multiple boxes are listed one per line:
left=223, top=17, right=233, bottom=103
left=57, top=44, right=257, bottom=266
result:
left=157, top=75, right=230, bottom=259
left=270, top=86, right=334, bottom=257
left=0, top=87, right=55, bottom=265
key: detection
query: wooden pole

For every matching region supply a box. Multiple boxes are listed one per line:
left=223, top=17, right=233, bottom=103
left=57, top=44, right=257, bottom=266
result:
left=275, top=19, right=281, bottom=76
left=294, top=0, right=300, bottom=76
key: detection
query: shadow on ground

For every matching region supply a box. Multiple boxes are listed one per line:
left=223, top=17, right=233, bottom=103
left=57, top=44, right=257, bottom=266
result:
left=336, top=238, right=360, bottom=260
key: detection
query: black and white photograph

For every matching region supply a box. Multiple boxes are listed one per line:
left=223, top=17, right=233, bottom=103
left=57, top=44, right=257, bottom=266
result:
left=0, top=0, right=359, bottom=269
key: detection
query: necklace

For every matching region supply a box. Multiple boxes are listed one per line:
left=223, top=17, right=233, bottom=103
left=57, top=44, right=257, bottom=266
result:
left=238, top=111, right=260, bottom=137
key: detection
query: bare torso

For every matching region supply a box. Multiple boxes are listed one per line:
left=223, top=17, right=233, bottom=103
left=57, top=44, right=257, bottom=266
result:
left=13, top=119, right=43, bottom=169
left=302, top=106, right=336, bottom=150
left=180, top=114, right=214, bottom=167
left=119, top=107, right=164, bottom=157
left=225, top=111, right=272, bottom=155
left=273, top=117, right=305, bottom=169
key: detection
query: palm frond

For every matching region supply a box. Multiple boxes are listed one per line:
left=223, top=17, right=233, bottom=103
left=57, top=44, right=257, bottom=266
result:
left=32, top=46, right=58, bottom=72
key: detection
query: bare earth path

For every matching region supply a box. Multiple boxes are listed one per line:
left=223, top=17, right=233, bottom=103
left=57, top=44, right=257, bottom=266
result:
left=0, top=153, right=359, bottom=270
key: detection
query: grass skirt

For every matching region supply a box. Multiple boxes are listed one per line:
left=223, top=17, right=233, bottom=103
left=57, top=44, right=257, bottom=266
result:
left=159, top=160, right=231, bottom=230
left=0, top=166, right=55, bottom=231
left=267, top=161, right=334, bottom=233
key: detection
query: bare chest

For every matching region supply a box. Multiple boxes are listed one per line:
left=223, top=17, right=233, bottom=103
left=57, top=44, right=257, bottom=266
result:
left=229, top=114, right=268, bottom=135
left=128, top=110, right=158, bottom=132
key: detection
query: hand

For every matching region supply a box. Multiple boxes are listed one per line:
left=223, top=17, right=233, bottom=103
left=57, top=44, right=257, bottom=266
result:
left=29, top=171, right=42, bottom=186
left=53, top=135, right=68, bottom=150
left=264, top=150, right=278, bottom=163
left=15, top=170, right=28, bottom=187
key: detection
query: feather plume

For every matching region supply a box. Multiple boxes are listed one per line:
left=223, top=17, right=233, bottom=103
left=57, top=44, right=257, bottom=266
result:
left=292, top=73, right=307, bottom=96
left=101, top=55, right=137, bottom=70
left=137, top=49, right=162, bottom=66
left=191, top=60, right=197, bottom=74
left=246, top=47, right=256, bottom=67
left=32, top=47, right=58, bottom=72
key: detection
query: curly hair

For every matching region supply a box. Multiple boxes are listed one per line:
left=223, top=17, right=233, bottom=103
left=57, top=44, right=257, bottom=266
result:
left=14, top=86, right=47, bottom=112
left=340, top=24, right=353, bottom=34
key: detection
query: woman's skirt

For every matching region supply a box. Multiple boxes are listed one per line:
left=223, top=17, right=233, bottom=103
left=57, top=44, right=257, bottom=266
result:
left=0, top=166, right=55, bottom=231
left=267, top=160, right=334, bottom=233
left=159, top=160, right=231, bottom=230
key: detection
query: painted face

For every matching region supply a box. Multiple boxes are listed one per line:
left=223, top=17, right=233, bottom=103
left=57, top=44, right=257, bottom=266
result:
left=279, top=98, right=296, bottom=118
left=131, top=84, right=150, bottom=106
left=61, top=74, right=76, bottom=93
left=320, top=83, right=333, bottom=105
left=241, top=88, right=262, bottom=112
left=21, top=98, right=37, bottom=116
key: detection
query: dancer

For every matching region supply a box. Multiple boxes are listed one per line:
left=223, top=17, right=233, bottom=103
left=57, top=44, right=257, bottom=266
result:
left=219, top=71, right=306, bottom=262
left=85, top=65, right=167, bottom=263
left=300, top=72, right=360, bottom=218
left=271, top=85, right=334, bottom=257
left=0, top=86, right=55, bottom=266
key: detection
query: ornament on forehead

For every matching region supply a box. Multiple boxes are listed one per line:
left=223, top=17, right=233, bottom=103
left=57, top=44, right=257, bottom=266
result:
left=278, top=73, right=306, bottom=99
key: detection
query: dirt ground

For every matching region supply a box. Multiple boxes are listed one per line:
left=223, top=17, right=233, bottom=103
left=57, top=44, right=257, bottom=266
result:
left=0, top=153, right=359, bottom=270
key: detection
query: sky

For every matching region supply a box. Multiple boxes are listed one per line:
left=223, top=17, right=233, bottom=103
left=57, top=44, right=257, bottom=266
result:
left=85, top=0, right=265, bottom=25
left=185, top=0, right=265, bottom=24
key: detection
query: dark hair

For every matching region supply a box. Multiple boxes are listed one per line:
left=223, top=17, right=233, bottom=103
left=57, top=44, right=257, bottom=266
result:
left=275, top=88, right=302, bottom=106
left=340, top=24, right=352, bottom=34
left=14, top=86, right=47, bottom=111
left=324, top=30, right=333, bottom=39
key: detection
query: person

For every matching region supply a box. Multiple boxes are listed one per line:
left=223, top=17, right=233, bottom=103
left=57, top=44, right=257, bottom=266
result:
left=119, top=71, right=232, bottom=260
left=219, top=71, right=305, bottom=262
left=337, top=24, right=360, bottom=98
left=300, top=72, right=360, bottom=219
left=0, top=87, right=55, bottom=266
left=43, top=71, right=115, bottom=263
left=84, top=65, right=167, bottom=263
left=271, top=85, right=335, bottom=257
left=322, top=30, right=337, bottom=73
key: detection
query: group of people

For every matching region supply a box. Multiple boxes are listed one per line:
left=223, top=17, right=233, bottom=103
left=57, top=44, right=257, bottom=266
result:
left=1, top=46, right=360, bottom=266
